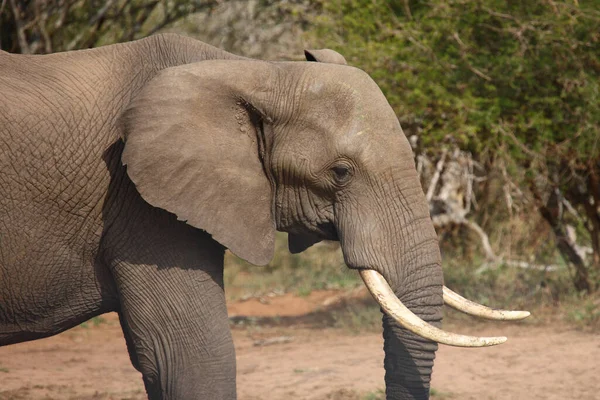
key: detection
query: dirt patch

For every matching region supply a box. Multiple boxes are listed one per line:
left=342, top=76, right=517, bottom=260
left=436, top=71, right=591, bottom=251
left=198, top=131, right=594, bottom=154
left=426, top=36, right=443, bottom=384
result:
left=1, top=291, right=599, bottom=400
left=228, top=287, right=368, bottom=318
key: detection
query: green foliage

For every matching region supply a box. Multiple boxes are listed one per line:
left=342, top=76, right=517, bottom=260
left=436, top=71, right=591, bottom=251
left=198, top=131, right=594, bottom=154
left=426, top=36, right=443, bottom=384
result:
left=307, top=0, right=600, bottom=291
left=310, top=0, right=599, bottom=161
left=91, top=315, right=107, bottom=327
left=0, top=0, right=219, bottom=54
left=79, top=315, right=108, bottom=329
left=566, top=293, right=600, bottom=329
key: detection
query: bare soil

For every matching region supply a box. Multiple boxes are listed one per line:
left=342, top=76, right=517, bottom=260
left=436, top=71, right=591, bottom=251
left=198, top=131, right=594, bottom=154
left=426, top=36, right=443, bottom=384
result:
left=1, top=290, right=598, bottom=400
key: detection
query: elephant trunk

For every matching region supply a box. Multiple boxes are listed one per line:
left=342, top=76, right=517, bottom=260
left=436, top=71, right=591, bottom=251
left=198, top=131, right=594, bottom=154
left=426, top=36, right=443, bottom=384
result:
left=379, top=218, right=443, bottom=400
left=337, top=161, right=523, bottom=398
left=337, top=175, right=444, bottom=399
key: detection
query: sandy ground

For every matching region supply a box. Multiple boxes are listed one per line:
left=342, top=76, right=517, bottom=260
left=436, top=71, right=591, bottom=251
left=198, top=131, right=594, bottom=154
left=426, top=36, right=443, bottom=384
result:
left=1, top=291, right=599, bottom=400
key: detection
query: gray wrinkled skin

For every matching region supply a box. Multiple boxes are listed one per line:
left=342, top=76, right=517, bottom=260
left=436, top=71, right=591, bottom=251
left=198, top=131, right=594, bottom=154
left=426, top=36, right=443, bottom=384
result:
left=0, top=34, right=443, bottom=400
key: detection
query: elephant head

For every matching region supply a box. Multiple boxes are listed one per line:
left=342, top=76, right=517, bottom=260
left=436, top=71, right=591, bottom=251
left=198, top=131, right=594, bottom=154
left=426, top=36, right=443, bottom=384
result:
left=120, top=50, right=529, bottom=399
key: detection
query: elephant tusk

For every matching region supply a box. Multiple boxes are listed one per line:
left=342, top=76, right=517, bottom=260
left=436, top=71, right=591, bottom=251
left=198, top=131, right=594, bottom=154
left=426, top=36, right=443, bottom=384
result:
left=359, top=269, right=507, bottom=347
left=443, top=286, right=530, bottom=320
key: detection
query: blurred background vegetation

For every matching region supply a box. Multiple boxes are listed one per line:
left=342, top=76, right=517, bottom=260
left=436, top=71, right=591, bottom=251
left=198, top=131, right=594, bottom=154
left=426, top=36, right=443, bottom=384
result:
left=2, top=0, right=598, bottom=327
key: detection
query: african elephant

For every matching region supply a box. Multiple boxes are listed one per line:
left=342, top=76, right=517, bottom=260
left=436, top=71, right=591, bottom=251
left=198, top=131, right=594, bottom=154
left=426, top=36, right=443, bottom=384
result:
left=0, top=33, right=528, bottom=400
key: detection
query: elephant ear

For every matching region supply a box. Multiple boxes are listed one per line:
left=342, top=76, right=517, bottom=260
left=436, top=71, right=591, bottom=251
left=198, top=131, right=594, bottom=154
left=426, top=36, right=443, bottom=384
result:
left=304, top=49, right=347, bottom=65
left=288, top=48, right=348, bottom=255
left=120, top=61, right=275, bottom=265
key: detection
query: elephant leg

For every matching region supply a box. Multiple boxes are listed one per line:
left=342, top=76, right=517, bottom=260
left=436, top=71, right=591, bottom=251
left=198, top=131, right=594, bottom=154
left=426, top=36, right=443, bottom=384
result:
left=118, top=311, right=141, bottom=372
left=109, top=223, right=235, bottom=400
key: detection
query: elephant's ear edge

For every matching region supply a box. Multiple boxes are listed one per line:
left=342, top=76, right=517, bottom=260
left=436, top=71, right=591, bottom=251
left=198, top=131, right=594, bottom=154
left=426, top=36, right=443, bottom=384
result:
left=304, top=49, right=347, bottom=65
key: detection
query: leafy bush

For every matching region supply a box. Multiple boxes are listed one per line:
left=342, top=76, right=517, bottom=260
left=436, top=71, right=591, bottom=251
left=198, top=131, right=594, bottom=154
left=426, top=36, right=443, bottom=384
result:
left=307, top=0, right=600, bottom=292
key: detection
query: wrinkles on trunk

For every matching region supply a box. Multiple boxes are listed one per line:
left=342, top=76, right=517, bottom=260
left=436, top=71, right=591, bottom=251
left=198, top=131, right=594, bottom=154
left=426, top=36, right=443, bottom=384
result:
left=380, top=213, right=443, bottom=400
left=383, top=319, right=438, bottom=400
left=382, top=259, right=443, bottom=400
left=337, top=172, right=443, bottom=399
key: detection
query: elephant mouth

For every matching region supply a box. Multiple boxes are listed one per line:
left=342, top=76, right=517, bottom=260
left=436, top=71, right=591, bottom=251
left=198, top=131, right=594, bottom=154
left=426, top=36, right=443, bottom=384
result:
left=315, top=220, right=338, bottom=241
left=286, top=220, right=338, bottom=242
left=286, top=221, right=338, bottom=254
left=359, top=269, right=530, bottom=347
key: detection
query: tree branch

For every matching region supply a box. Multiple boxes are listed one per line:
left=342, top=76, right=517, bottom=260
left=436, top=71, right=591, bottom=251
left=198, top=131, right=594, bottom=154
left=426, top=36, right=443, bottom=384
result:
left=34, top=0, right=52, bottom=53
left=433, top=214, right=560, bottom=272
left=66, top=0, right=116, bottom=50
left=451, top=32, right=492, bottom=81
left=8, top=0, right=30, bottom=53
left=426, top=148, right=447, bottom=202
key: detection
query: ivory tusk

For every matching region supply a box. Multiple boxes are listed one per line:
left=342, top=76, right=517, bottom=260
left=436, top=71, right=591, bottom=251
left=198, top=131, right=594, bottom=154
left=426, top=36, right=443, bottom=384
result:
left=359, top=269, right=507, bottom=347
left=443, top=286, right=530, bottom=320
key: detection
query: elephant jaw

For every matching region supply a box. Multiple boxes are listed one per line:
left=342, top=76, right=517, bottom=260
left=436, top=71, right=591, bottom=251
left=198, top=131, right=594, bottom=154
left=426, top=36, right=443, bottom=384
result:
left=360, top=270, right=529, bottom=347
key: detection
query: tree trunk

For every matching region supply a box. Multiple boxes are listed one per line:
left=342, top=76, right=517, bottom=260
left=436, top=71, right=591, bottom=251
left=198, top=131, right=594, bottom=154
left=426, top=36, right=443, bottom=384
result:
left=538, top=190, right=591, bottom=292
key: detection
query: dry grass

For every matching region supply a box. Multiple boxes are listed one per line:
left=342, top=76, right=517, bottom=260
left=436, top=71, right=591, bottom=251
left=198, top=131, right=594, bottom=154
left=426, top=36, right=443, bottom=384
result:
left=224, top=233, right=359, bottom=300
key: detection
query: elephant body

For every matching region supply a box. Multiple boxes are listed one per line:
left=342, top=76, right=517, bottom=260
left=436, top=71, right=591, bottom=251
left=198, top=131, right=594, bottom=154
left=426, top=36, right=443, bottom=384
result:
left=1, top=34, right=242, bottom=398
left=0, top=33, right=499, bottom=400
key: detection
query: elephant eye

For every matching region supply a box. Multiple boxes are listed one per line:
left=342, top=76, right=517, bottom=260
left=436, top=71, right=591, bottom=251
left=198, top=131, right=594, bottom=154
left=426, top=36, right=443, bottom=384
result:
left=331, top=164, right=352, bottom=186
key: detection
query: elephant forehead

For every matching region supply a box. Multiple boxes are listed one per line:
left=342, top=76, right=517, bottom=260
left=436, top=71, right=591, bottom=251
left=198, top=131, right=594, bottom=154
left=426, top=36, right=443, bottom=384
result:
left=289, top=104, right=409, bottom=166
left=301, top=82, right=399, bottom=137
left=283, top=63, right=412, bottom=159
left=338, top=124, right=412, bottom=166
